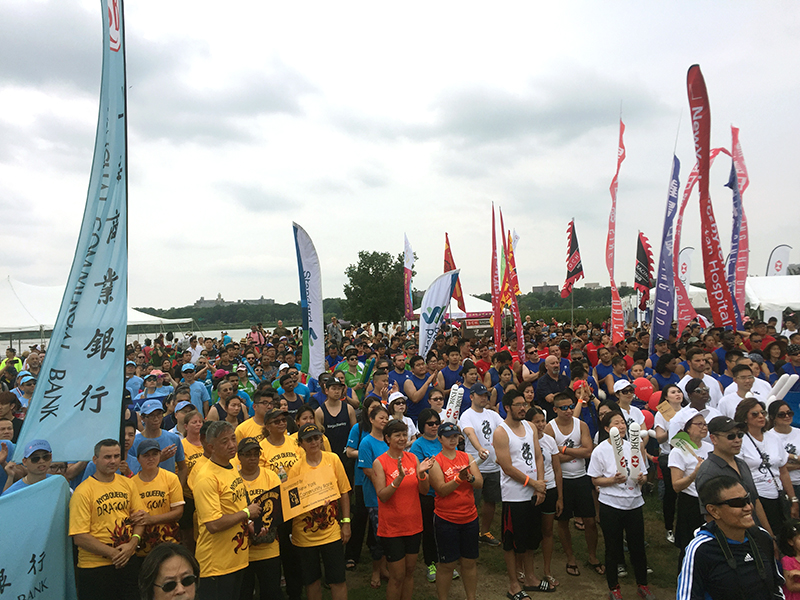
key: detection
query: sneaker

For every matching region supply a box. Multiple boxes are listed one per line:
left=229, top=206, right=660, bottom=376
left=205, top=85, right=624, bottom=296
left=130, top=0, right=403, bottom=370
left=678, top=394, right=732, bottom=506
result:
left=427, top=564, right=436, bottom=583
left=479, top=532, right=501, bottom=547
left=666, top=530, right=675, bottom=544
left=617, top=565, right=627, bottom=577
left=452, top=569, right=460, bottom=580
left=608, top=586, right=624, bottom=600
left=637, top=585, right=656, bottom=600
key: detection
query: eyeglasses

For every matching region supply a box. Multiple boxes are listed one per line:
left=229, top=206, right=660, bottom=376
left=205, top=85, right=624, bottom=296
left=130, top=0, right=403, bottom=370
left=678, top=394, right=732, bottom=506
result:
left=29, top=453, right=52, bottom=463
left=510, top=403, right=527, bottom=409
left=154, top=575, right=198, bottom=593
left=720, top=431, right=745, bottom=440
left=713, top=494, right=752, bottom=508
left=690, top=421, right=708, bottom=428
left=778, top=410, right=795, bottom=419
left=425, top=421, right=440, bottom=427
left=556, top=404, right=576, bottom=411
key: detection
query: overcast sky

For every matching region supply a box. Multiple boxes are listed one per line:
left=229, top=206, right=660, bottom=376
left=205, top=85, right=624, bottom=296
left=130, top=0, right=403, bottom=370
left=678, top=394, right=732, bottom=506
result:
left=1, top=1, right=797, bottom=310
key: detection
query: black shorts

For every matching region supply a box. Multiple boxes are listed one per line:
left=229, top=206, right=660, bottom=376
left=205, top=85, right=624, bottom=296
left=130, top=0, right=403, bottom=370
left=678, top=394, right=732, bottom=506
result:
left=556, top=476, right=596, bottom=521
left=501, top=501, right=541, bottom=553
left=473, top=470, right=502, bottom=506
left=434, top=515, right=479, bottom=563
left=380, top=532, right=422, bottom=563
left=296, top=540, right=347, bottom=585
left=534, top=487, right=558, bottom=515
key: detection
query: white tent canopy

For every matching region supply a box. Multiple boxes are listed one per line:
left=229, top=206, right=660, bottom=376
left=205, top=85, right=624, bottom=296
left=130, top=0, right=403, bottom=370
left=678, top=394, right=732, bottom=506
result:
left=745, top=275, right=800, bottom=311
left=0, top=276, right=191, bottom=334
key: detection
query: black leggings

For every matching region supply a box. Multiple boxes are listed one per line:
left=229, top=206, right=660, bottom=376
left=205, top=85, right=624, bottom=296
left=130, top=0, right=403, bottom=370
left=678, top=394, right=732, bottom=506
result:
left=240, top=556, right=282, bottom=600
left=419, top=493, right=437, bottom=566
left=599, top=503, right=648, bottom=589
left=658, top=454, right=677, bottom=532
left=278, top=521, right=303, bottom=600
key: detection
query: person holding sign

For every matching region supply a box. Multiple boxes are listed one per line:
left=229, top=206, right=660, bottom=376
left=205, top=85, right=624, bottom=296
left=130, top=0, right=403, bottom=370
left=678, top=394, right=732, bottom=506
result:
left=429, top=422, right=483, bottom=600
left=587, top=412, right=654, bottom=600
left=69, top=438, right=147, bottom=600
left=193, top=421, right=262, bottom=600
left=288, top=423, right=351, bottom=600
left=371, top=419, right=435, bottom=600
left=236, top=436, right=282, bottom=600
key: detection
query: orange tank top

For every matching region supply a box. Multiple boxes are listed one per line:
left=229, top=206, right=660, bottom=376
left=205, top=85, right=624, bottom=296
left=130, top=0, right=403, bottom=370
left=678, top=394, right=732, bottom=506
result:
left=434, top=450, right=478, bottom=524
left=376, top=451, right=423, bottom=537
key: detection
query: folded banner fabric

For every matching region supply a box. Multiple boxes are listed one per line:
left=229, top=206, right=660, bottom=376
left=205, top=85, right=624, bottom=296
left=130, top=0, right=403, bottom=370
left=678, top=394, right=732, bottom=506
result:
left=634, top=232, right=654, bottom=311
left=606, top=119, right=626, bottom=344
left=404, top=233, right=415, bottom=320
left=730, top=126, right=750, bottom=319
left=491, top=204, right=502, bottom=348
left=293, top=223, right=324, bottom=380
left=15, top=0, right=128, bottom=462
left=686, top=65, right=736, bottom=328
left=420, top=270, right=460, bottom=359
left=444, top=233, right=466, bottom=314
left=560, top=219, right=584, bottom=298
left=724, top=163, right=745, bottom=328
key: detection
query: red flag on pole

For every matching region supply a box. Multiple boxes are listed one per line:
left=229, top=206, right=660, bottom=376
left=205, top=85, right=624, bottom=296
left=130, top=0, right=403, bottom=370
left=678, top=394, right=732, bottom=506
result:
left=505, top=230, right=526, bottom=363
left=444, top=233, right=466, bottom=314
left=634, top=232, right=654, bottom=311
left=605, top=119, right=626, bottom=344
left=561, top=219, right=584, bottom=298
left=686, top=65, right=736, bottom=328
left=491, top=203, right=502, bottom=348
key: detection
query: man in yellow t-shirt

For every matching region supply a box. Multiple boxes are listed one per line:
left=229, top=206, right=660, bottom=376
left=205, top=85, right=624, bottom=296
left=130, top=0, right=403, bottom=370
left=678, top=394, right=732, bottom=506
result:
left=193, top=420, right=262, bottom=599
left=238, top=436, right=284, bottom=599
left=288, top=423, right=352, bottom=600
left=131, top=439, right=185, bottom=556
left=235, top=387, right=276, bottom=444
left=69, top=438, right=146, bottom=600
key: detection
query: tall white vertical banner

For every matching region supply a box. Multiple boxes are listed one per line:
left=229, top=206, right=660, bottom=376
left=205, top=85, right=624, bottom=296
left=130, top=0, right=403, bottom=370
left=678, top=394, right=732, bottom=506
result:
left=419, top=270, right=460, bottom=358
left=15, top=0, right=128, bottom=462
left=293, top=223, right=324, bottom=380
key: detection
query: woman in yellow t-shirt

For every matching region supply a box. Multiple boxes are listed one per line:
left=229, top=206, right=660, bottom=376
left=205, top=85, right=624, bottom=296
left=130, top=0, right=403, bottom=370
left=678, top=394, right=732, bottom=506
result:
left=288, top=423, right=352, bottom=600
left=237, top=436, right=282, bottom=600
left=289, top=404, right=332, bottom=451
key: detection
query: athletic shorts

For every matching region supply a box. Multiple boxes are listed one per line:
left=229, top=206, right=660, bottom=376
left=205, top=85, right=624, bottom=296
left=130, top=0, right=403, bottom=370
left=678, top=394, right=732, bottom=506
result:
left=473, top=470, right=502, bottom=506
left=556, top=475, right=596, bottom=521
left=296, top=540, right=346, bottom=585
left=380, top=532, right=421, bottom=563
left=434, top=515, right=479, bottom=563
left=501, top=501, right=541, bottom=554
left=534, top=487, right=558, bottom=515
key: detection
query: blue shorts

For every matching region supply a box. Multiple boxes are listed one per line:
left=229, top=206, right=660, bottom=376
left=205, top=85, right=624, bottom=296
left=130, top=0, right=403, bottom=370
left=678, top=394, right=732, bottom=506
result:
left=434, top=515, right=479, bottom=563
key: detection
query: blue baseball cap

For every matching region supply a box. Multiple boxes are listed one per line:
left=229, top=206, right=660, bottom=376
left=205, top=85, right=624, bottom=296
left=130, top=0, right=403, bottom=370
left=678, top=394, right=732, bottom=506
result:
left=126, top=360, right=136, bottom=367
left=17, top=370, right=31, bottom=378
left=181, top=363, right=196, bottom=372
left=470, top=383, right=488, bottom=396
left=24, top=439, right=52, bottom=459
left=137, top=439, right=161, bottom=457
left=174, top=400, right=193, bottom=413
left=438, top=422, right=462, bottom=438
left=140, top=399, right=165, bottom=415
left=19, top=375, right=36, bottom=385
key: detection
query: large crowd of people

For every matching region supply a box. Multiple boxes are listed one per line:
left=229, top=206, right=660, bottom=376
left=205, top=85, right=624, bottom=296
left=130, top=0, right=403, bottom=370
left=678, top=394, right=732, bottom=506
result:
left=1, top=313, right=799, bottom=599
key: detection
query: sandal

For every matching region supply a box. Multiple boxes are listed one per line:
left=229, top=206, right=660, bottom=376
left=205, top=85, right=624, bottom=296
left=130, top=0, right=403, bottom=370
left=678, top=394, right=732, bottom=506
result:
left=523, top=580, right=556, bottom=593
left=506, top=591, right=531, bottom=600
left=587, top=561, right=605, bottom=575
left=574, top=520, right=585, bottom=531
left=544, top=575, right=559, bottom=587
left=565, top=563, right=580, bottom=577
left=345, top=559, right=356, bottom=571
left=370, top=575, right=381, bottom=589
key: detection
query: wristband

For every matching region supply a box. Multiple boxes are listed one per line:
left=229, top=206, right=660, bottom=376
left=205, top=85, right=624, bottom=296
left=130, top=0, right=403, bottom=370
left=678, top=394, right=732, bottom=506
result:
left=418, top=473, right=428, bottom=481
left=243, top=507, right=251, bottom=519
left=792, top=497, right=799, bottom=504
left=523, top=476, right=530, bottom=487
left=131, top=533, right=142, bottom=542
left=561, top=446, right=567, bottom=455
left=391, top=480, right=399, bottom=489
left=340, top=518, right=351, bottom=523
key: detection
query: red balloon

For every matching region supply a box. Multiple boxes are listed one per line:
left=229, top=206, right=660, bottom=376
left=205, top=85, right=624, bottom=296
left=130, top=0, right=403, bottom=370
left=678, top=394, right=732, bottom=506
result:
left=648, top=390, right=662, bottom=412
left=642, top=410, right=655, bottom=430
left=634, top=377, right=654, bottom=403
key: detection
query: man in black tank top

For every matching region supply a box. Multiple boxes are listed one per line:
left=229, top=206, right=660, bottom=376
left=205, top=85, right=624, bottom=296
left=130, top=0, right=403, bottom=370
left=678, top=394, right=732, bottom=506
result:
left=315, top=379, right=356, bottom=456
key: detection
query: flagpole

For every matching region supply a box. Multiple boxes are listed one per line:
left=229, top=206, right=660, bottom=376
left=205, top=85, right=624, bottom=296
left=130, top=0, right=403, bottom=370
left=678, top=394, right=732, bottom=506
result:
left=571, top=293, right=574, bottom=328
left=119, top=0, right=129, bottom=452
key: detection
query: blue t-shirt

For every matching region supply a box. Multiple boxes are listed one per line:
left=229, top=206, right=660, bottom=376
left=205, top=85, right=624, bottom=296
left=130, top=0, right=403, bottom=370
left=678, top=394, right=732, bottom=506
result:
left=595, top=363, right=614, bottom=391
left=357, top=434, right=388, bottom=508
left=346, top=423, right=372, bottom=487
left=326, top=355, right=343, bottom=370
left=188, top=381, right=210, bottom=414
left=653, top=371, right=680, bottom=389
left=81, top=452, right=141, bottom=481
left=131, top=431, right=184, bottom=473
left=125, top=376, right=143, bottom=399
left=457, top=384, right=472, bottom=413
left=405, top=374, right=432, bottom=422
left=0, top=440, right=15, bottom=490
left=2, top=473, right=56, bottom=496
left=410, top=436, right=442, bottom=497
left=388, top=369, right=411, bottom=391
left=441, top=365, right=463, bottom=391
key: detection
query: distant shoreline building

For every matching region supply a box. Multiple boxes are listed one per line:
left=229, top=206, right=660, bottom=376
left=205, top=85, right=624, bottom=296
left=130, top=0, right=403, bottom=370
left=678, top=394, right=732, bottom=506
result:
left=194, top=293, right=274, bottom=308
left=531, top=283, right=559, bottom=294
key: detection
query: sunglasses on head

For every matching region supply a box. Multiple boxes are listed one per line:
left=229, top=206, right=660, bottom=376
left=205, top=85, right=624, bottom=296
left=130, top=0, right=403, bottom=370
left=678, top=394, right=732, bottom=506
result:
left=154, top=575, right=197, bottom=593
left=29, top=453, right=52, bottom=463
left=713, top=494, right=751, bottom=508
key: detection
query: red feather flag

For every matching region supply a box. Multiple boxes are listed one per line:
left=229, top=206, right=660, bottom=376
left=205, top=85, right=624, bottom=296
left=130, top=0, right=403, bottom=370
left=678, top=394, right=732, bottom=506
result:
left=561, top=219, right=584, bottom=298
left=634, top=232, right=654, bottom=310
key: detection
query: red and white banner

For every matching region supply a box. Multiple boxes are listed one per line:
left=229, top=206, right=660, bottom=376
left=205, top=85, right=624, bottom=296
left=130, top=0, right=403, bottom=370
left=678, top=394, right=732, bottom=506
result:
left=687, top=65, right=736, bottom=328
left=444, top=233, right=466, bottom=314
left=605, top=119, right=626, bottom=344
left=491, top=203, right=502, bottom=348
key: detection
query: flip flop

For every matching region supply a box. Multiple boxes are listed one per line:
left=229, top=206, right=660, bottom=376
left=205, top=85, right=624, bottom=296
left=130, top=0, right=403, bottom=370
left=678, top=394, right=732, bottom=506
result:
left=345, top=559, right=356, bottom=571
left=587, top=561, right=605, bottom=575
left=574, top=520, right=585, bottom=531
left=566, top=563, right=580, bottom=577
left=544, top=575, right=559, bottom=587
left=523, top=580, right=556, bottom=593
left=506, top=591, right=531, bottom=600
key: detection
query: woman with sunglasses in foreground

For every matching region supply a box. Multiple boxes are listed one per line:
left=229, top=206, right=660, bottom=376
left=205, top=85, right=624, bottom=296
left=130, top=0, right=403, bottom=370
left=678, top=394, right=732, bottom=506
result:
left=768, top=400, right=800, bottom=502
left=139, top=542, right=199, bottom=600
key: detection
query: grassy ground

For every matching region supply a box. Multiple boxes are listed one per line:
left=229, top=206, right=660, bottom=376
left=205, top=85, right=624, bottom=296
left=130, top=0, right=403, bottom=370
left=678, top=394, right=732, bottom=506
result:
left=319, top=491, right=680, bottom=599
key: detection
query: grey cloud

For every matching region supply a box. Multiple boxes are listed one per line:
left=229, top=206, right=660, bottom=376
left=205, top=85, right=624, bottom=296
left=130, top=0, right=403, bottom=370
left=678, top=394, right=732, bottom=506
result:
left=216, top=182, right=299, bottom=213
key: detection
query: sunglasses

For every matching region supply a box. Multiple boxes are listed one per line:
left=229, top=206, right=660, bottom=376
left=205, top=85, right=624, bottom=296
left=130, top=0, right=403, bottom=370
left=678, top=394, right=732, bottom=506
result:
left=29, top=453, right=52, bottom=463
left=556, top=404, right=576, bottom=411
left=778, top=410, right=795, bottom=419
left=749, top=410, right=767, bottom=418
left=719, top=430, right=746, bottom=440
left=425, top=421, right=440, bottom=427
left=154, top=575, right=197, bottom=593
left=619, top=389, right=635, bottom=395
left=713, top=494, right=752, bottom=508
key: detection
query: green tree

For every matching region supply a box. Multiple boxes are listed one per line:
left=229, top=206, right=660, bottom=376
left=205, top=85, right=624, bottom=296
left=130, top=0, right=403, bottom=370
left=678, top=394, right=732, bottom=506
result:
left=343, top=251, right=404, bottom=327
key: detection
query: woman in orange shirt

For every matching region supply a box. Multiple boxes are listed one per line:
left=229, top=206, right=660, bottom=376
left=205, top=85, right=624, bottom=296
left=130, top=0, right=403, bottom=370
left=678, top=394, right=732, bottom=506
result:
left=371, top=419, right=435, bottom=600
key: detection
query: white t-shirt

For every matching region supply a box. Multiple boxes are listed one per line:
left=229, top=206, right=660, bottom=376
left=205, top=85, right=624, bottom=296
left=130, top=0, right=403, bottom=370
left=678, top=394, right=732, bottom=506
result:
left=653, top=412, right=672, bottom=456
left=773, top=427, right=800, bottom=485
left=678, top=374, right=723, bottom=408
left=587, top=439, right=647, bottom=510
left=717, top=393, right=747, bottom=419
left=739, top=430, right=788, bottom=499
left=539, top=433, right=559, bottom=490
left=402, top=416, right=419, bottom=440
left=620, top=406, right=645, bottom=429
left=548, top=417, right=586, bottom=478
left=724, top=378, right=772, bottom=404
left=667, top=440, right=713, bottom=497
left=459, top=407, right=504, bottom=474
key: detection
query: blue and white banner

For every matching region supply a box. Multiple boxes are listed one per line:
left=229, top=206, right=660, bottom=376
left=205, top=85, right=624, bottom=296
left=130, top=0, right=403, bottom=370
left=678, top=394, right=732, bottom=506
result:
left=0, top=476, right=77, bottom=599
left=724, top=162, right=744, bottom=329
left=293, top=222, right=324, bottom=380
left=650, top=156, right=680, bottom=353
left=419, top=270, right=459, bottom=358
left=14, top=0, right=128, bottom=462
